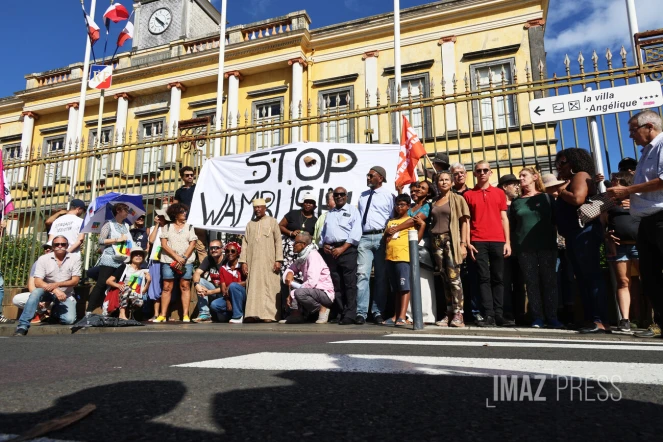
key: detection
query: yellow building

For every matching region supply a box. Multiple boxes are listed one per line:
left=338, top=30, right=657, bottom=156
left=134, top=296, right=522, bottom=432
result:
left=0, top=0, right=554, bottom=236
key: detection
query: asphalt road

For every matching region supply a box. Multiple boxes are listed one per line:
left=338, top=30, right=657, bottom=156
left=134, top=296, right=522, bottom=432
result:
left=1, top=329, right=662, bottom=441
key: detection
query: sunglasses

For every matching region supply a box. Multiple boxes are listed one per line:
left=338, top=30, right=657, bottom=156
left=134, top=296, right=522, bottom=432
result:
left=209, top=246, right=222, bottom=251
left=183, top=173, right=195, bottom=177
left=52, top=242, right=68, bottom=248
left=475, top=168, right=490, bottom=174
left=333, top=192, right=347, bottom=197
left=226, top=249, right=238, bottom=254
left=366, top=173, right=376, bottom=178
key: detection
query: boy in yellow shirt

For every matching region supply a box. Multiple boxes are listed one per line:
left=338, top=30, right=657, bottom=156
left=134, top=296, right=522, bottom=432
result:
left=384, top=194, right=415, bottom=326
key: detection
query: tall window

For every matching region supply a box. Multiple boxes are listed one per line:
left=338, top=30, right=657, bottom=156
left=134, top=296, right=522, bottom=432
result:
left=2, top=143, right=21, bottom=185
left=319, top=87, right=354, bottom=143
left=193, top=109, right=216, bottom=125
left=136, top=119, right=165, bottom=174
left=43, top=136, right=65, bottom=186
left=470, top=59, right=517, bottom=132
left=252, top=98, right=283, bottom=150
left=87, top=127, right=113, bottom=180
left=389, top=73, right=432, bottom=142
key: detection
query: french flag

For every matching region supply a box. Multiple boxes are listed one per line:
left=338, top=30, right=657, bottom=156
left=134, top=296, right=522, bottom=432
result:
left=87, top=15, right=100, bottom=45
left=117, top=21, right=134, bottom=47
left=103, top=3, right=130, bottom=24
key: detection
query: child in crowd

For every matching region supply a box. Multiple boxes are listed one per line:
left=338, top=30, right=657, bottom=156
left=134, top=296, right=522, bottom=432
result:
left=384, top=194, right=415, bottom=326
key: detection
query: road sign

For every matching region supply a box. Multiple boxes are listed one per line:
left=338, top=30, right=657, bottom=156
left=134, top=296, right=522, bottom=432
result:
left=529, top=82, right=663, bottom=124
left=88, top=64, right=113, bottom=90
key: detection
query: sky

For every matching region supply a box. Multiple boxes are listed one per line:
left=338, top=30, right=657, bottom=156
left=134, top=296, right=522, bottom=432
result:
left=0, top=0, right=659, bottom=171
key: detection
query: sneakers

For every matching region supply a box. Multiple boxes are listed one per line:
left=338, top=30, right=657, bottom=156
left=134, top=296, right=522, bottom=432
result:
left=373, top=314, right=384, bottom=325
left=31, top=312, right=48, bottom=325
left=355, top=316, right=366, bottom=325
left=12, top=328, right=27, bottom=337
left=0, top=315, right=15, bottom=324
left=193, top=316, right=212, bottom=323
left=531, top=319, right=545, bottom=328
left=617, top=319, right=631, bottom=332
left=229, top=316, right=244, bottom=324
left=450, top=312, right=464, bottom=328
left=634, top=323, right=661, bottom=338
left=316, top=309, right=330, bottom=324
left=182, top=316, right=191, bottom=323
left=547, top=319, right=565, bottom=329
left=435, top=316, right=449, bottom=327
left=153, top=316, right=167, bottom=323
left=476, top=316, right=496, bottom=327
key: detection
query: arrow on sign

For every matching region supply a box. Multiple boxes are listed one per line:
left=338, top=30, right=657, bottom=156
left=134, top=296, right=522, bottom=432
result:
left=533, top=106, right=545, bottom=116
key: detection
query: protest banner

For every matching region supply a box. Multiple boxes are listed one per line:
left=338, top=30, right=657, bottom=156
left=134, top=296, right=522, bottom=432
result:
left=188, top=142, right=400, bottom=233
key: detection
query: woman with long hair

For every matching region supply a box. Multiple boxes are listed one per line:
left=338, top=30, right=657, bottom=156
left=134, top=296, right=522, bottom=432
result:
left=510, top=167, right=562, bottom=328
left=87, top=203, right=132, bottom=315
left=154, top=203, right=198, bottom=323
left=555, top=148, right=608, bottom=333
left=430, top=171, right=470, bottom=327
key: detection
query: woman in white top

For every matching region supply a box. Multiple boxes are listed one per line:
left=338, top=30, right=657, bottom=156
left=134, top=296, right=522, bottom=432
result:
left=146, top=208, right=169, bottom=321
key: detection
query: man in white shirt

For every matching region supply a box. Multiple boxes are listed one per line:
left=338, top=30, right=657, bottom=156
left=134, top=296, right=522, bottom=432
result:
left=607, top=110, right=663, bottom=338
left=48, top=199, right=86, bottom=254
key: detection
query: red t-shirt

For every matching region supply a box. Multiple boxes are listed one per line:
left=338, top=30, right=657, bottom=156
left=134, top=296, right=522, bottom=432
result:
left=463, top=185, right=507, bottom=242
left=219, top=263, right=244, bottom=287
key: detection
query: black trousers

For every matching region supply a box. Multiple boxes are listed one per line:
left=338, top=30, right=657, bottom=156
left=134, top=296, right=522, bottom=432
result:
left=87, top=265, right=117, bottom=312
left=473, top=241, right=505, bottom=318
left=636, top=211, right=663, bottom=320
left=322, top=246, right=358, bottom=320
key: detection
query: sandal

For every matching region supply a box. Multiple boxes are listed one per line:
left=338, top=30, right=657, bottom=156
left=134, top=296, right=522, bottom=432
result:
left=395, top=318, right=407, bottom=327
left=383, top=318, right=396, bottom=326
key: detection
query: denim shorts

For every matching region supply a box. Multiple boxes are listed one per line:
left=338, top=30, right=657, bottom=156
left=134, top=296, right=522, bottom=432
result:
left=607, top=243, right=639, bottom=262
left=387, top=261, right=411, bottom=292
left=161, top=262, right=194, bottom=280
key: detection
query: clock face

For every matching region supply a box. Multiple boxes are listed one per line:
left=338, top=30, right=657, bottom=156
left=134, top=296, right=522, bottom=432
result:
left=148, top=8, right=172, bottom=35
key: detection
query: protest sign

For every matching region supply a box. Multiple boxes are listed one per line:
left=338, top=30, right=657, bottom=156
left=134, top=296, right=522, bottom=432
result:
left=188, top=142, right=400, bottom=233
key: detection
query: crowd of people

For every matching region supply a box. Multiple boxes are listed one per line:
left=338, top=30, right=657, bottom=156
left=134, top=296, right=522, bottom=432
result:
left=2, top=110, right=663, bottom=339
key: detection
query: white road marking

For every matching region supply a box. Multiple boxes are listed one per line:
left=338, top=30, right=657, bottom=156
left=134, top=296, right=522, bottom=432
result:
left=173, top=352, right=663, bottom=384
left=382, top=334, right=663, bottom=345
left=330, top=339, right=663, bottom=351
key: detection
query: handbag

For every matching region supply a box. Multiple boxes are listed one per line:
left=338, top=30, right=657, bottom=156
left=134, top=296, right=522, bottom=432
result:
left=108, top=221, right=132, bottom=262
left=170, top=260, right=184, bottom=276
left=577, top=192, right=617, bottom=228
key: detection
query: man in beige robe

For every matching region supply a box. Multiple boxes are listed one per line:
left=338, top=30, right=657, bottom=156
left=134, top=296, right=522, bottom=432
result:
left=239, top=199, right=284, bottom=322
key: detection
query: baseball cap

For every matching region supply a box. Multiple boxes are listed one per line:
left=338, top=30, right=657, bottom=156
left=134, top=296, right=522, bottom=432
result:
left=70, top=199, right=86, bottom=209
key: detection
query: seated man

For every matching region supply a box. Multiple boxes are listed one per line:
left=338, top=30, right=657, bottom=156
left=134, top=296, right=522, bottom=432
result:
left=13, top=236, right=82, bottom=336
left=192, top=239, right=225, bottom=323
left=283, top=232, right=335, bottom=324
left=210, top=242, right=246, bottom=324
left=12, top=243, right=53, bottom=324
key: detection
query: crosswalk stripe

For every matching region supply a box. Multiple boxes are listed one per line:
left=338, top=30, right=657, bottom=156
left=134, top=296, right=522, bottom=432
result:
left=382, top=334, right=663, bottom=346
left=330, top=339, right=663, bottom=351
left=173, top=352, right=663, bottom=384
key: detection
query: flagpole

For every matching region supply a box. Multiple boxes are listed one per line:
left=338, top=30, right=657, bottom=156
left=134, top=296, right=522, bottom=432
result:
left=71, top=0, right=98, bottom=202
left=214, top=0, right=228, bottom=157
left=625, top=0, right=640, bottom=66
left=84, top=87, right=105, bottom=271
left=394, top=0, right=402, bottom=137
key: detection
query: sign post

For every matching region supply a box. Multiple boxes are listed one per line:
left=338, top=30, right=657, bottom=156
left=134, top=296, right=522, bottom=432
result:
left=84, top=65, right=113, bottom=270
left=585, top=86, right=607, bottom=192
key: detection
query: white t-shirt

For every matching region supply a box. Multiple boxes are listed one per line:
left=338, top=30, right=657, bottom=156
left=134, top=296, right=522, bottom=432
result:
left=49, top=214, right=84, bottom=253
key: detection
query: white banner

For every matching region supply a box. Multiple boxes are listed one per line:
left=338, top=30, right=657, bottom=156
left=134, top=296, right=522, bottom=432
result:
left=188, top=142, right=400, bottom=233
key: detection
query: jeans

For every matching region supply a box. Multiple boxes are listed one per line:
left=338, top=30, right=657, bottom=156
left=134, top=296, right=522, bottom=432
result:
left=472, top=241, right=505, bottom=318
left=210, top=283, right=246, bottom=321
left=17, top=289, right=77, bottom=330
left=565, top=221, right=608, bottom=323
left=196, top=279, right=217, bottom=318
left=356, top=233, right=387, bottom=319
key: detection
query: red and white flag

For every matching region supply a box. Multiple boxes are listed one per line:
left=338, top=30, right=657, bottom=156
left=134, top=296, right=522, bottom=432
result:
left=117, top=21, right=134, bottom=47
left=395, top=115, right=427, bottom=187
left=86, top=14, right=100, bottom=45
left=103, top=3, right=130, bottom=23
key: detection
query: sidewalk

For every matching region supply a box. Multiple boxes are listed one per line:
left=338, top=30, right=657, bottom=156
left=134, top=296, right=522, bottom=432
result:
left=0, top=321, right=653, bottom=341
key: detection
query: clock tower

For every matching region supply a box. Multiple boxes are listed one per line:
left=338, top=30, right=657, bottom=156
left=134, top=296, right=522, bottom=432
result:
left=133, top=0, right=220, bottom=51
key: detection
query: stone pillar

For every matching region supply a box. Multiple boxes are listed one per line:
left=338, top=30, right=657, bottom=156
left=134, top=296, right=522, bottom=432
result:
left=439, top=36, right=458, bottom=132
left=525, top=19, right=546, bottom=99
left=363, top=51, right=379, bottom=142
left=112, top=93, right=132, bottom=172
left=19, top=111, right=38, bottom=183
left=288, top=58, right=307, bottom=143
left=224, top=71, right=242, bottom=154
left=166, top=82, right=186, bottom=165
